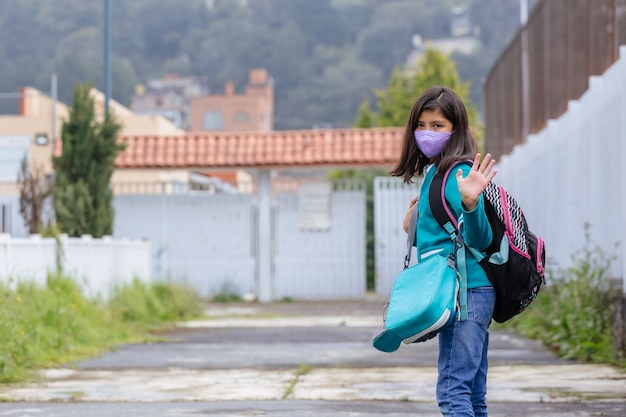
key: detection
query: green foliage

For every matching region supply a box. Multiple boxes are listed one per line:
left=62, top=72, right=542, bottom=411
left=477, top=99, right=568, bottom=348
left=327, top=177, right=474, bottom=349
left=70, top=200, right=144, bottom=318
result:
left=0, top=274, right=204, bottom=383
left=0, top=275, right=118, bottom=382
left=358, top=47, right=484, bottom=148
left=354, top=100, right=374, bottom=128
left=411, top=48, right=470, bottom=96
left=373, top=67, right=413, bottom=127
left=212, top=282, right=243, bottom=303
left=109, top=279, right=203, bottom=323
left=52, top=83, right=125, bottom=237
left=507, top=236, right=621, bottom=365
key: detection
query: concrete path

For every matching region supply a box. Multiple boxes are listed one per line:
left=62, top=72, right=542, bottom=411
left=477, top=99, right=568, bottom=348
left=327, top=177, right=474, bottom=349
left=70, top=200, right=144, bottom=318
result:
left=0, top=300, right=624, bottom=416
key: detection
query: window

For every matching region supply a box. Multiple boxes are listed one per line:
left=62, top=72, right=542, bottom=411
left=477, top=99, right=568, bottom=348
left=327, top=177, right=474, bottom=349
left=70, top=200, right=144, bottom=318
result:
left=203, top=111, right=224, bottom=131
left=0, top=136, right=29, bottom=182
left=34, top=133, right=49, bottom=146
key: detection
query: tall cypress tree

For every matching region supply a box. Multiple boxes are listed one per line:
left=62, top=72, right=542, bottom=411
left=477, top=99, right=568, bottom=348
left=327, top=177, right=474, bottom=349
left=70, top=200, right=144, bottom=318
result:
left=52, top=83, right=125, bottom=237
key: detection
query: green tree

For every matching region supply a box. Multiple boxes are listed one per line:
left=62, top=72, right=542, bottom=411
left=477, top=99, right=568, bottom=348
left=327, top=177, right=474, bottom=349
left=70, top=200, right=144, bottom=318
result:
left=354, top=100, right=374, bottom=128
left=357, top=47, right=483, bottom=148
left=373, top=67, right=413, bottom=127
left=52, top=83, right=125, bottom=237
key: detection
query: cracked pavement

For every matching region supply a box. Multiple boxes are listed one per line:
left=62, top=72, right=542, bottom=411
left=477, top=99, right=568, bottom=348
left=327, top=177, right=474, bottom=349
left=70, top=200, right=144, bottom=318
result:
left=0, top=300, right=624, bottom=416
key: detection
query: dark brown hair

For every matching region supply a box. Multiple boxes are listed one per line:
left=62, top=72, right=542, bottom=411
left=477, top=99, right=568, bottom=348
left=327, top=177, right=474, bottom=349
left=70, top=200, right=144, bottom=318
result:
left=389, top=86, right=477, bottom=183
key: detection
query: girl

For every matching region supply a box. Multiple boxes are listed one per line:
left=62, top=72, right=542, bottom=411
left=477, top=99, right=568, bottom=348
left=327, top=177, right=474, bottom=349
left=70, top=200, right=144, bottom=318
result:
left=390, top=86, right=497, bottom=417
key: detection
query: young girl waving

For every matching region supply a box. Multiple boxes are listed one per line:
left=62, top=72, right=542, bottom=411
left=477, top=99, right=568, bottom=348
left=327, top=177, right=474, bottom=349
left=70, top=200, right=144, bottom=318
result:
left=391, top=86, right=497, bottom=417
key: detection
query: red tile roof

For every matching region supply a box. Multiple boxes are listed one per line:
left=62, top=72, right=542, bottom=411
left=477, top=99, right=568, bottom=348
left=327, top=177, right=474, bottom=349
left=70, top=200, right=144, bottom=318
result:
left=114, top=128, right=405, bottom=169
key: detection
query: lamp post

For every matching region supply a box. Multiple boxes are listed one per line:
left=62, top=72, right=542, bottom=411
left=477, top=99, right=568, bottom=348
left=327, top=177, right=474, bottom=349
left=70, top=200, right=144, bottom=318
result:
left=51, top=74, right=57, bottom=150
left=104, top=0, right=111, bottom=114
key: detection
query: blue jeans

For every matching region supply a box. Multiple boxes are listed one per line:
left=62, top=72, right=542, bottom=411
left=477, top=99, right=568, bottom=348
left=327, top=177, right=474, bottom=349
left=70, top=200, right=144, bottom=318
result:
left=436, top=286, right=496, bottom=417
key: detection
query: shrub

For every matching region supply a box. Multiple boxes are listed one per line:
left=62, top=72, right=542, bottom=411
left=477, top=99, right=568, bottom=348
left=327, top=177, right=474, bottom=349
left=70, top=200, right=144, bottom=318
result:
left=0, top=275, right=120, bottom=382
left=507, top=234, right=620, bottom=365
left=109, top=278, right=203, bottom=323
left=0, top=274, right=204, bottom=383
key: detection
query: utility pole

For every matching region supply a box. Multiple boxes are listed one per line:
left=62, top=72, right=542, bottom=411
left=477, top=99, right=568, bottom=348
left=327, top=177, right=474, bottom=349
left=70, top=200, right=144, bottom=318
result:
left=104, top=0, right=111, bottom=114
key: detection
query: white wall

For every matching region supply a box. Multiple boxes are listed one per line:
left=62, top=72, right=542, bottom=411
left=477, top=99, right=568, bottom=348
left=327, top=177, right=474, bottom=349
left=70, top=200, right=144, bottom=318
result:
left=0, top=233, right=151, bottom=298
left=495, top=46, right=626, bottom=291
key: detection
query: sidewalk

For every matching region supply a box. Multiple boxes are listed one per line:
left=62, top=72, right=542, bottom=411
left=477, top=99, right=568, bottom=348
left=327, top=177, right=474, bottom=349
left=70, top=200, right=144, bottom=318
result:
left=0, top=299, right=624, bottom=416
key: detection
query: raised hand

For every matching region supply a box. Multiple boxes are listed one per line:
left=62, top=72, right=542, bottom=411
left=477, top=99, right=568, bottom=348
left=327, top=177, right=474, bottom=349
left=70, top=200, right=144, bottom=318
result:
left=456, top=153, right=497, bottom=211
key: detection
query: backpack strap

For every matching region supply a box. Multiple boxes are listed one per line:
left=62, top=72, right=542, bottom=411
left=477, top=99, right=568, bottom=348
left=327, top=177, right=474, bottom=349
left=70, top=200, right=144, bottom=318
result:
left=428, top=162, right=470, bottom=321
left=430, top=161, right=488, bottom=263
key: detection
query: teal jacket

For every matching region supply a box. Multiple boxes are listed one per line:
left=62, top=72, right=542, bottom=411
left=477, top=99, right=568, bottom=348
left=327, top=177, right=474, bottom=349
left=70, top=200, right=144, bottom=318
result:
left=415, top=163, right=493, bottom=289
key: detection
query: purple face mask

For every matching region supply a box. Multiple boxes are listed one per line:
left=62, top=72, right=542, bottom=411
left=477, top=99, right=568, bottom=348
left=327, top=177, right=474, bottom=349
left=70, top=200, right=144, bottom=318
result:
left=414, top=130, right=452, bottom=158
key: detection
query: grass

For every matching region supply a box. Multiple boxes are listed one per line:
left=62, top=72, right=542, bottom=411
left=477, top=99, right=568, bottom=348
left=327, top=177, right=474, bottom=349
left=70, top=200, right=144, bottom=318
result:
left=0, top=273, right=204, bottom=383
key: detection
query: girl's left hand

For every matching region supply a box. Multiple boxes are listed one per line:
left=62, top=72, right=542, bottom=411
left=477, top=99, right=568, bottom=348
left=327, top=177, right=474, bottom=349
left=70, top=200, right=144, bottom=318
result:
left=456, top=153, right=497, bottom=211
left=402, top=196, right=419, bottom=233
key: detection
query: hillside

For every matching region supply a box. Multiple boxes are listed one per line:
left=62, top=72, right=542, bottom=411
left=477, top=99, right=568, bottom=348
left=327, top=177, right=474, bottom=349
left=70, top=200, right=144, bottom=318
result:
left=0, top=0, right=530, bottom=129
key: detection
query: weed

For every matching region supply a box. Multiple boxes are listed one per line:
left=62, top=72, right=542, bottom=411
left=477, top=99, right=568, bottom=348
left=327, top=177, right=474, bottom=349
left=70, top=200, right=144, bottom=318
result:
left=282, top=363, right=311, bottom=399
left=212, top=282, right=242, bottom=303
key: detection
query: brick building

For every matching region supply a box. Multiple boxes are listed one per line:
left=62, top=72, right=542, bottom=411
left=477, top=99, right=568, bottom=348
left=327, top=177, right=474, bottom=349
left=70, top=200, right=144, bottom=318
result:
left=189, top=68, right=274, bottom=132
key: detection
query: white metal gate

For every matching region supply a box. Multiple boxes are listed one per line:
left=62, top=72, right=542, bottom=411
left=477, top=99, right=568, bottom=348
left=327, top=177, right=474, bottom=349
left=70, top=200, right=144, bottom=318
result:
left=113, top=192, right=256, bottom=298
left=373, top=177, right=421, bottom=299
left=274, top=183, right=367, bottom=299
left=113, top=181, right=367, bottom=300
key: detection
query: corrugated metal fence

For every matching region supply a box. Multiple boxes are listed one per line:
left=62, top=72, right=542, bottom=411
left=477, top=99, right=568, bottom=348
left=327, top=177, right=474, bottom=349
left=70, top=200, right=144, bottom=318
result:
left=484, top=0, right=626, bottom=160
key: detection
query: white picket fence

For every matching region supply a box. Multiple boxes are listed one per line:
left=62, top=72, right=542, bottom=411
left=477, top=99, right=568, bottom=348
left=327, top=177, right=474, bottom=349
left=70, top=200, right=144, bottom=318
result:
left=0, top=233, right=151, bottom=298
left=495, top=45, right=626, bottom=291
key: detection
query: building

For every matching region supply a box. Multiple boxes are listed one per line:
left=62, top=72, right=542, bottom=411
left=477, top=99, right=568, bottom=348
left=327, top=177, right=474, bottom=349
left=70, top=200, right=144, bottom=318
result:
left=189, top=68, right=274, bottom=132
left=131, top=74, right=207, bottom=130
left=405, top=6, right=480, bottom=72
left=0, top=87, right=184, bottom=186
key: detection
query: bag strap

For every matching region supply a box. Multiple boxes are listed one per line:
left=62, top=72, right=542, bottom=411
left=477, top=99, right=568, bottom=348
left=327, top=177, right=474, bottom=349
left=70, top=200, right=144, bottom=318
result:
left=404, top=199, right=418, bottom=269
left=429, top=160, right=470, bottom=231
left=428, top=161, right=475, bottom=321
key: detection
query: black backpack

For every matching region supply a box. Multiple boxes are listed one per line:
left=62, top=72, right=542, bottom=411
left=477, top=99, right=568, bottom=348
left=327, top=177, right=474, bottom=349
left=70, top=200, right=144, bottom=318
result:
left=429, top=160, right=546, bottom=323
